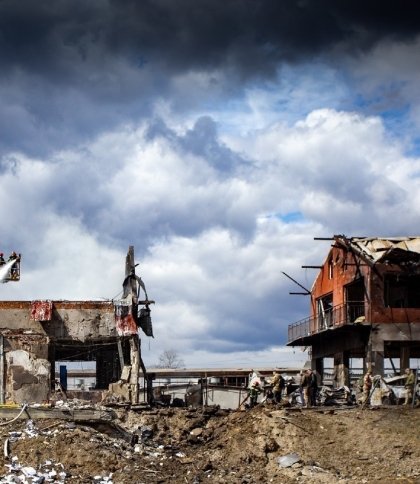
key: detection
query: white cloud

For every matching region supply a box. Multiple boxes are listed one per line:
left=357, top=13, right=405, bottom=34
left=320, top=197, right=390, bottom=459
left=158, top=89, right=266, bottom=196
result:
left=348, top=35, right=420, bottom=131
left=224, top=108, right=420, bottom=233
left=0, top=212, right=124, bottom=301
left=2, top=105, right=420, bottom=366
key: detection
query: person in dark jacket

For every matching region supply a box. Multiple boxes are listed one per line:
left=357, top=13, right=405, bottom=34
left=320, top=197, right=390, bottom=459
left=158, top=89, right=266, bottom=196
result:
left=272, top=371, right=285, bottom=404
left=308, top=369, right=318, bottom=407
left=8, top=252, right=19, bottom=279
left=300, top=370, right=309, bottom=407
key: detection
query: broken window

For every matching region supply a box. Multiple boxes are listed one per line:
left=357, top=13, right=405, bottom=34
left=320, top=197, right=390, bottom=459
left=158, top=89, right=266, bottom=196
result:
left=345, top=279, right=365, bottom=322
left=384, top=274, right=420, bottom=308
left=317, top=293, right=333, bottom=330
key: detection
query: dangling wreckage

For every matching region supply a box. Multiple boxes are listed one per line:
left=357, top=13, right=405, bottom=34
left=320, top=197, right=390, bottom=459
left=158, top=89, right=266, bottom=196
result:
left=0, top=246, right=154, bottom=405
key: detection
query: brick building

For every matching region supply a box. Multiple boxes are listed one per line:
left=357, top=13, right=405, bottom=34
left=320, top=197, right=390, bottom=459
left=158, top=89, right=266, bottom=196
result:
left=287, top=236, right=420, bottom=386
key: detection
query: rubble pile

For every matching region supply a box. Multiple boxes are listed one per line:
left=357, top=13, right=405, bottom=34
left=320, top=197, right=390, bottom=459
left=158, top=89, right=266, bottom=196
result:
left=318, top=386, right=354, bottom=406
left=2, top=456, right=69, bottom=483
left=0, top=404, right=418, bottom=483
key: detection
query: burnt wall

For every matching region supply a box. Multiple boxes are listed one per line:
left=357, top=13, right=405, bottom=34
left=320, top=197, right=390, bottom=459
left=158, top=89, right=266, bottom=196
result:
left=369, top=266, right=420, bottom=324
left=4, top=334, right=50, bottom=403
left=0, top=300, right=118, bottom=404
left=310, top=246, right=370, bottom=325
left=311, top=246, right=369, bottom=306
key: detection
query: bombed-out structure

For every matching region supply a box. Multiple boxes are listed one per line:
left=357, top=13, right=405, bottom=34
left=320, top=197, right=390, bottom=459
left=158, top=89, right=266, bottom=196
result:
left=288, top=236, right=420, bottom=386
left=0, top=247, right=153, bottom=404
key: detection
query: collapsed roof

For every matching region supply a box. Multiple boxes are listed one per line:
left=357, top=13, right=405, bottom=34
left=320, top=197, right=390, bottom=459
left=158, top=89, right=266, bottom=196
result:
left=335, top=236, right=420, bottom=266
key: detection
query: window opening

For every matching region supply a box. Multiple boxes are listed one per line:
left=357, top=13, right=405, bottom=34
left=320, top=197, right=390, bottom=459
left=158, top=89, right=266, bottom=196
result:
left=328, top=257, right=333, bottom=279
left=345, top=278, right=365, bottom=322
left=384, top=274, right=420, bottom=308
left=317, top=293, right=333, bottom=330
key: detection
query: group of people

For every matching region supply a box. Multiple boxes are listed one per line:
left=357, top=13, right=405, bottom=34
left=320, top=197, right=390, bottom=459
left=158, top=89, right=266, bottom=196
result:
left=0, top=251, right=20, bottom=279
left=247, top=368, right=319, bottom=408
left=299, top=368, right=318, bottom=407
left=248, top=370, right=293, bottom=407
left=362, top=367, right=416, bottom=406
left=247, top=366, right=417, bottom=409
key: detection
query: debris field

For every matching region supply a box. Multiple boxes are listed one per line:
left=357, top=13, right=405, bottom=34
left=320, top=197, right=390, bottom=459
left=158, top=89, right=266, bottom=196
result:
left=0, top=403, right=419, bottom=483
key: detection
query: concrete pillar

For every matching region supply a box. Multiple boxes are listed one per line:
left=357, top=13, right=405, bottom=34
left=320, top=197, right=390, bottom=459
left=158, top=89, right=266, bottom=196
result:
left=129, top=336, right=140, bottom=404
left=367, top=324, right=386, bottom=376
left=59, top=365, right=67, bottom=391
left=400, top=346, right=410, bottom=374
left=362, top=357, right=369, bottom=375
left=312, top=357, right=324, bottom=386
left=333, top=352, right=350, bottom=387
left=369, top=351, right=384, bottom=376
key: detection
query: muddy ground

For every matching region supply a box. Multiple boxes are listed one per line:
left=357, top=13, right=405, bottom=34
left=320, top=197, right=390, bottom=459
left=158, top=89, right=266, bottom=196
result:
left=0, top=403, right=419, bottom=483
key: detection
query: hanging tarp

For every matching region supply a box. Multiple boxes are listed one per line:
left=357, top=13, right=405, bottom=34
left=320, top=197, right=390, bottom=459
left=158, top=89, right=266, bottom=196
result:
left=114, top=298, right=137, bottom=336
left=138, top=306, right=154, bottom=337
left=30, top=300, right=53, bottom=321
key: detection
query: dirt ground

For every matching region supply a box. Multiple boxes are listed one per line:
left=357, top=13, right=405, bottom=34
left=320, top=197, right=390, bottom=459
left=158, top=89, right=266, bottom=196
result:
left=0, top=403, right=419, bottom=483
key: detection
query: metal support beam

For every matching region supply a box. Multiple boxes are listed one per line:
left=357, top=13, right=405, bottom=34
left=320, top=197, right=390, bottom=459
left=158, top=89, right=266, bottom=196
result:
left=117, top=340, right=125, bottom=373
left=281, top=272, right=310, bottom=295
left=400, top=346, right=410, bottom=373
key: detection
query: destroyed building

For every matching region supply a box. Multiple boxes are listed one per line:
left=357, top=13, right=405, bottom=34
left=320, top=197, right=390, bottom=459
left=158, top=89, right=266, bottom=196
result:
left=287, top=236, right=420, bottom=386
left=0, top=247, right=153, bottom=404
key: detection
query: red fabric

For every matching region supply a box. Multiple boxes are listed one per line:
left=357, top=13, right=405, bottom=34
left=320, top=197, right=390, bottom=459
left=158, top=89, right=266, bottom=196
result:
left=30, top=300, right=53, bottom=321
left=114, top=302, right=137, bottom=336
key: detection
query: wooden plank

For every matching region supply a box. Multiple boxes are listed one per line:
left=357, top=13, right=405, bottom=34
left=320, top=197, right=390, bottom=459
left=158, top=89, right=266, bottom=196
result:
left=0, top=406, right=115, bottom=422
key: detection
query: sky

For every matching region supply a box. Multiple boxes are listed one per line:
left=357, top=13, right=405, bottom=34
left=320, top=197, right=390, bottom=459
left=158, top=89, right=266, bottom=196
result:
left=1, top=0, right=420, bottom=369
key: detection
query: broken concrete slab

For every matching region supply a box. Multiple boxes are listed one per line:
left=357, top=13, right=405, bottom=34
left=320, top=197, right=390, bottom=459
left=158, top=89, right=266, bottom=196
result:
left=277, top=452, right=301, bottom=468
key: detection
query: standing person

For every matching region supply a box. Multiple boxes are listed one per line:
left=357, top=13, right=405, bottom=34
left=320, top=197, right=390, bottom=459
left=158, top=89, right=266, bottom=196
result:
left=248, top=369, right=255, bottom=387
left=8, top=251, right=19, bottom=279
left=362, top=369, right=373, bottom=405
left=279, top=372, right=285, bottom=400
left=248, top=381, right=261, bottom=408
left=272, top=371, right=284, bottom=404
left=300, top=370, right=309, bottom=407
left=0, top=253, right=4, bottom=265
left=404, top=368, right=415, bottom=406
left=308, top=369, right=318, bottom=407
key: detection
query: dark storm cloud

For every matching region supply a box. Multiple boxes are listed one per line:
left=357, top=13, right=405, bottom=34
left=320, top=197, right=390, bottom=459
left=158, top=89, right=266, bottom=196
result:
left=147, top=116, right=244, bottom=172
left=1, top=0, right=420, bottom=157
left=1, top=0, right=420, bottom=76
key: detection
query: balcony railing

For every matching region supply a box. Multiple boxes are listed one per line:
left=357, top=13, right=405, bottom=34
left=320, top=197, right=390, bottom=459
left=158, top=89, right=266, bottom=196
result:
left=288, top=301, right=365, bottom=344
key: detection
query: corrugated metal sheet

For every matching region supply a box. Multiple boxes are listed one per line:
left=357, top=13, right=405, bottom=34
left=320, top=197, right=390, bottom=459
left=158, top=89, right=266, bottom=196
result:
left=349, top=237, right=420, bottom=263
left=405, top=238, right=420, bottom=253
left=30, top=300, right=53, bottom=321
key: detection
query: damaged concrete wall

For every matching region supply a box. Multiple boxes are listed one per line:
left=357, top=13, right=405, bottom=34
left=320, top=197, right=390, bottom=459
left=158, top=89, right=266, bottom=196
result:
left=0, top=301, right=116, bottom=342
left=4, top=335, right=50, bottom=403
left=0, top=301, right=120, bottom=404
